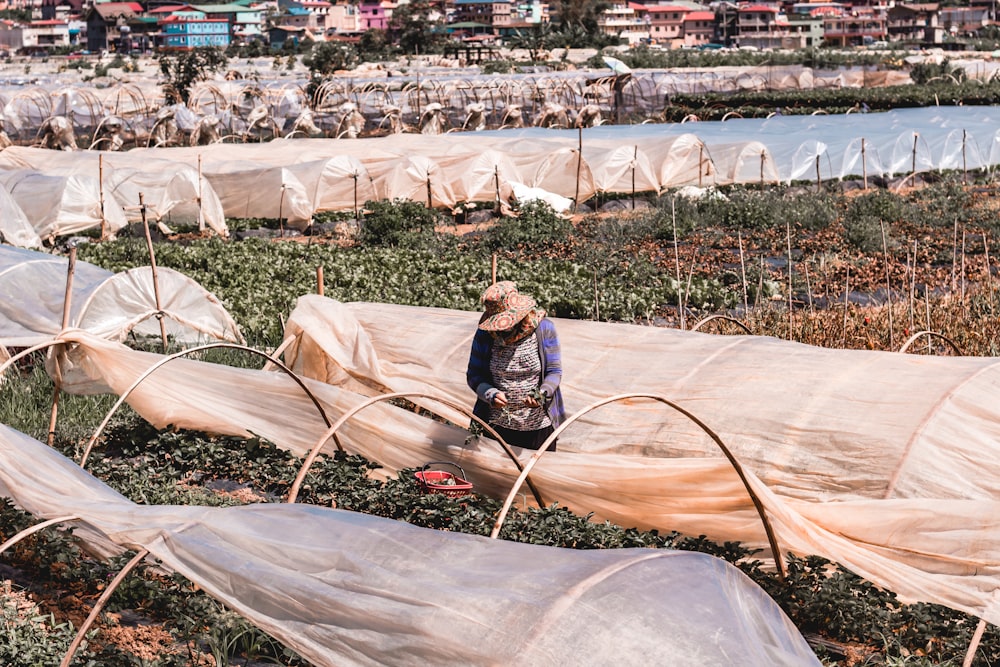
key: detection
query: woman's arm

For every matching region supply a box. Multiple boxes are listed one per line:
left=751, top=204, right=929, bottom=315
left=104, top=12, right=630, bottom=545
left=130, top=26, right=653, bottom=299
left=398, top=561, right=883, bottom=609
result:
left=466, top=329, right=497, bottom=402
left=538, top=318, right=562, bottom=399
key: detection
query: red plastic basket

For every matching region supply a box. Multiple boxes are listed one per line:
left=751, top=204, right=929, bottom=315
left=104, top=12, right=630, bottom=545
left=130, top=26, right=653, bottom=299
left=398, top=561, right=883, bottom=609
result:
left=415, top=462, right=474, bottom=497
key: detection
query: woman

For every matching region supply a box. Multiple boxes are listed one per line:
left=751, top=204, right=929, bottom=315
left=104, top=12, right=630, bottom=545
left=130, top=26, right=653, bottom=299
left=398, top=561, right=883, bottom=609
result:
left=466, top=281, right=565, bottom=450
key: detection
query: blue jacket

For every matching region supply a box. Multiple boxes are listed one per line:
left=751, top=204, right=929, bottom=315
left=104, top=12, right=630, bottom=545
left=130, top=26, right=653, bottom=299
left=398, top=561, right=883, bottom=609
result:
left=466, top=317, right=565, bottom=429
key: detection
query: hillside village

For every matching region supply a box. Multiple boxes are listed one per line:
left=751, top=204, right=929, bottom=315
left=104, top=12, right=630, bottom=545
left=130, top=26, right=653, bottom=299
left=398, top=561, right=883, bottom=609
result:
left=0, top=0, right=992, bottom=59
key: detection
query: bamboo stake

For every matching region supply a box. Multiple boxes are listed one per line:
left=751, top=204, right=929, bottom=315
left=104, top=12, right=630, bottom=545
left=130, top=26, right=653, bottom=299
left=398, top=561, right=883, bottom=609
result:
left=911, top=133, right=919, bottom=180
left=842, top=265, right=849, bottom=349
left=493, top=165, right=501, bottom=214
left=786, top=221, right=793, bottom=340
left=353, top=172, right=360, bottom=221
left=631, top=145, right=637, bottom=210
left=963, top=618, right=987, bottom=667
left=758, top=255, right=765, bottom=310
left=952, top=218, right=959, bottom=295
left=879, top=218, right=894, bottom=349
left=962, top=129, right=968, bottom=186
left=907, top=243, right=915, bottom=336
left=140, top=193, right=169, bottom=354
left=814, top=154, right=821, bottom=191
left=671, top=197, right=684, bottom=329
left=760, top=150, right=766, bottom=187
left=861, top=138, right=868, bottom=190
left=491, top=253, right=497, bottom=284
left=98, top=154, right=106, bottom=240
left=961, top=228, right=967, bottom=303
left=197, top=153, right=205, bottom=232
left=574, top=126, right=582, bottom=214
left=738, top=230, right=749, bottom=314
left=593, top=273, right=600, bottom=321
left=316, top=266, right=324, bottom=296
left=277, top=185, right=286, bottom=237
left=426, top=176, right=432, bottom=209
left=698, top=145, right=704, bottom=188
left=984, top=232, right=995, bottom=311
left=61, top=549, right=150, bottom=667
left=47, top=246, right=76, bottom=447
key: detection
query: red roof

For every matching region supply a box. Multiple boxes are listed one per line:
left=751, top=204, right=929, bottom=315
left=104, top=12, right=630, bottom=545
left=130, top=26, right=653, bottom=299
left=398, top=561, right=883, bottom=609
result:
left=30, top=19, right=66, bottom=25
left=148, top=5, right=194, bottom=13
left=684, top=11, right=714, bottom=21
left=644, top=4, right=693, bottom=11
left=739, top=5, right=778, bottom=12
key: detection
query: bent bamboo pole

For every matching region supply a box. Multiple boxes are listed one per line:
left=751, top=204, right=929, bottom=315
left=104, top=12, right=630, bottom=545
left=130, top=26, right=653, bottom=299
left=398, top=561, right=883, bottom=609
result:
left=898, top=331, right=963, bottom=356
left=0, top=515, right=79, bottom=556
left=60, top=548, right=150, bottom=667
left=80, top=343, right=334, bottom=468
left=690, top=315, right=752, bottom=335
left=488, top=392, right=787, bottom=580
left=286, top=391, right=545, bottom=507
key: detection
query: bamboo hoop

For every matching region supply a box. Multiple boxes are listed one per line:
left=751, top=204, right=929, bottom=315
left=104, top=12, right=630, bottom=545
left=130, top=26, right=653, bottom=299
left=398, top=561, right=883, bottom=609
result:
left=690, top=315, right=752, bottom=334
left=79, top=343, right=334, bottom=468
left=898, top=331, right=963, bottom=356
left=0, top=515, right=79, bottom=556
left=60, top=549, right=150, bottom=667
left=487, top=392, right=787, bottom=580
left=286, top=390, right=545, bottom=507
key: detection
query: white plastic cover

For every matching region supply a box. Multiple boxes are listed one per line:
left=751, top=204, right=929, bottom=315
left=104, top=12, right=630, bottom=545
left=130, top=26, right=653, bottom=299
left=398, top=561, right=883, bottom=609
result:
left=0, top=146, right=228, bottom=237
left=0, top=246, right=242, bottom=347
left=0, top=185, right=40, bottom=248
left=0, top=423, right=820, bottom=666
left=0, top=169, right=129, bottom=241
left=33, top=300, right=1000, bottom=630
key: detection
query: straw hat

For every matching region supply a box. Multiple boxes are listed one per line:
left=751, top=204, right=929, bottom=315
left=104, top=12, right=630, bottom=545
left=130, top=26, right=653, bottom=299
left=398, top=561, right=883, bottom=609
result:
left=479, top=281, right=537, bottom=331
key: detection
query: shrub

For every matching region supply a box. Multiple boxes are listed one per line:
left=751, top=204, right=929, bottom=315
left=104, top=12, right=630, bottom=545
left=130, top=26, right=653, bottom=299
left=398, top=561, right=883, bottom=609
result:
left=358, top=199, right=441, bottom=247
left=483, top=200, right=573, bottom=251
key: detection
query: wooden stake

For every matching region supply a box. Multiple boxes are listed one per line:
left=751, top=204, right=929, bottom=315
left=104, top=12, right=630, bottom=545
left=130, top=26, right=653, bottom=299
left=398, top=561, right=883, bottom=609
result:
left=671, top=197, right=684, bottom=329
left=984, top=232, right=995, bottom=310
left=277, top=185, right=286, bottom=237
left=879, top=218, right=894, bottom=349
left=47, top=246, right=76, bottom=447
left=786, top=221, right=793, bottom=340
left=842, top=265, right=849, bottom=349
left=574, top=126, right=582, bottom=214
left=316, top=266, right=324, bottom=296
left=861, top=138, right=868, bottom=190
left=98, top=154, right=106, bottom=240
left=140, top=193, right=169, bottom=354
left=911, top=132, right=919, bottom=180
left=952, top=218, right=959, bottom=296
left=738, top=230, right=748, bottom=314
left=353, top=172, right=360, bottom=221
left=631, top=145, right=637, bottom=210
left=491, top=253, right=497, bottom=284
left=197, top=153, right=205, bottom=232
left=963, top=618, right=987, bottom=667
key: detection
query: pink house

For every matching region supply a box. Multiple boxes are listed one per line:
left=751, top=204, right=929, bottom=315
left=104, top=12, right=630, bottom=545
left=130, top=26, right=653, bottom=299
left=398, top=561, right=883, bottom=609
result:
left=359, top=0, right=395, bottom=31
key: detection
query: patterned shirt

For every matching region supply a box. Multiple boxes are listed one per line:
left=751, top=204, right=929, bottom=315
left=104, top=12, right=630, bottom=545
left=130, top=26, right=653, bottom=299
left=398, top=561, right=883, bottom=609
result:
left=488, top=332, right=552, bottom=431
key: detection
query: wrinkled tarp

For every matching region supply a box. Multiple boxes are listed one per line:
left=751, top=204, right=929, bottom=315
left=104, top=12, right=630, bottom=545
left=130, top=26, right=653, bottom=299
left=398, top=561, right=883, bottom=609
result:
left=0, top=246, right=242, bottom=347
left=32, top=299, right=1000, bottom=629
left=0, top=423, right=820, bottom=666
left=0, top=146, right=228, bottom=239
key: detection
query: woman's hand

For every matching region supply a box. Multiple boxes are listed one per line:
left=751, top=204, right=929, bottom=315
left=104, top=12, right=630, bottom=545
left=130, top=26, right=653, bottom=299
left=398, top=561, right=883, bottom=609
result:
left=522, top=395, right=540, bottom=407
left=491, top=391, right=508, bottom=407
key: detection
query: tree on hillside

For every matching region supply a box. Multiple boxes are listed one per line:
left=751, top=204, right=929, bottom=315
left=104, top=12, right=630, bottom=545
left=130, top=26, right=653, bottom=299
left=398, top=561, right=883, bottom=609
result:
left=158, top=47, right=229, bottom=104
left=389, top=0, right=446, bottom=55
left=507, top=23, right=557, bottom=62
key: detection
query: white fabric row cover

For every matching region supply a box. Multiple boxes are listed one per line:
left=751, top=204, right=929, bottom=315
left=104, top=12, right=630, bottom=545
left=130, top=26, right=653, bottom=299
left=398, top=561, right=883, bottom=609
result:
left=0, top=146, right=227, bottom=243
left=0, top=66, right=910, bottom=135
left=0, top=423, right=820, bottom=666
left=0, top=245, right=242, bottom=347
left=38, top=301, right=1000, bottom=630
